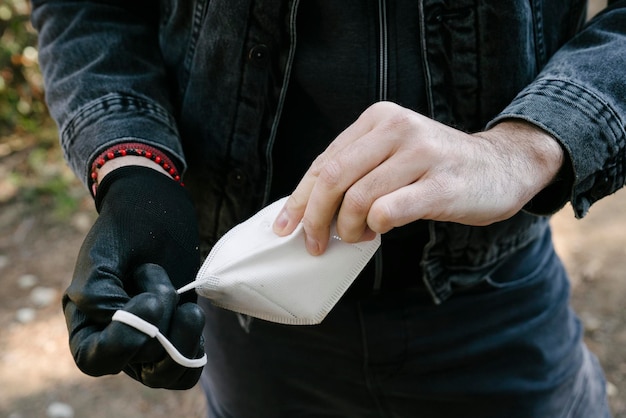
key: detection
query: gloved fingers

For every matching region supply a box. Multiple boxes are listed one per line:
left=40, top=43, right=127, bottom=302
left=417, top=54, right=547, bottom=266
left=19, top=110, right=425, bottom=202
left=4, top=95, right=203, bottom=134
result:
left=121, top=263, right=180, bottom=362
left=132, top=263, right=179, bottom=322
left=64, top=266, right=131, bottom=324
left=137, top=302, right=206, bottom=389
left=65, top=292, right=167, bottom=377
left=66, top=215, right=134, bottom=323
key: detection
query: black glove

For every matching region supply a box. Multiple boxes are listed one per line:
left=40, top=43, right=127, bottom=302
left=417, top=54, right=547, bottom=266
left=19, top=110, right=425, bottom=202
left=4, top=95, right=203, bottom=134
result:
left=63, top=166, right=205, bottom=389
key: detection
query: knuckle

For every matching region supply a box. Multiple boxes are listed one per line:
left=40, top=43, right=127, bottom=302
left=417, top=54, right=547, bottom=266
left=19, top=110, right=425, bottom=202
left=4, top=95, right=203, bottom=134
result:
left=343, top=187, right=371, bottom=215
left=368, top=100, right=396, bottom=114
left=71, top=341, right=116, bottom=377
left=284, top=192, right=308, bottom=217
left=418, top=177, right=459, bottom=220
left=75, top=358, right=102, bottom=377
left=317, top=159, right=343, bottom=189
left=381, top=108, right=414, bottom=132
left=388, top=111, right=413, bottom=128
left=367, top=201, right=394, bottom=233
left=310, top=153, right=330, bottom=175
left=301, top=216, right=327, bottom=235
left=177, top=303, right=206, bottom=329
left=425, top=175, right=453, bottom=197
left=69, top=285, right=117, bottom=314
left=335, top=221, right=362, bottom=243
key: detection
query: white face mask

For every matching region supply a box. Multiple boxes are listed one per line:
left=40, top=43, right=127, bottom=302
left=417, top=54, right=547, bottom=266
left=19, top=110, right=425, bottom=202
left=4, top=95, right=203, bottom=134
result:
left=178, top=196, right=381, bottom=325
left=112, top=197, right=380, bottom=369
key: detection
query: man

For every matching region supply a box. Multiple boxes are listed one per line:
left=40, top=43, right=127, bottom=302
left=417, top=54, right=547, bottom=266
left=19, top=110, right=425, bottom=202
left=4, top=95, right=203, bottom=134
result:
left=32, top=1, right=623, bottom=416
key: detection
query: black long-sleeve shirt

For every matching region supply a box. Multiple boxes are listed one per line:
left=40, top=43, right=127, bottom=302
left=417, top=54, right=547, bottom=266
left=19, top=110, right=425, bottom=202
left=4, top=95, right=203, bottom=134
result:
left=271, top=0, right=430, bottom=295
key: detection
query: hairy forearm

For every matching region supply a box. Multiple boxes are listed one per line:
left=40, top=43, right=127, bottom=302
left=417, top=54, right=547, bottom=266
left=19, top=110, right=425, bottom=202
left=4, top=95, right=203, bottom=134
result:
left=475, top=119, right=565, bottom=208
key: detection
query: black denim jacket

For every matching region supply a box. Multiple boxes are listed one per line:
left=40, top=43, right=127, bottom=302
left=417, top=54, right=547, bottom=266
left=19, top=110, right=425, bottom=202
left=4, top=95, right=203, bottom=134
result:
left=32, top=0, right=626, bottom=303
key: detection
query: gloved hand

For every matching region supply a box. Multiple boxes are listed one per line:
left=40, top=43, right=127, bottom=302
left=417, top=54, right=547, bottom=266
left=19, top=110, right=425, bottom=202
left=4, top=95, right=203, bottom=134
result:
left=63, top=165, right=205, bottom=389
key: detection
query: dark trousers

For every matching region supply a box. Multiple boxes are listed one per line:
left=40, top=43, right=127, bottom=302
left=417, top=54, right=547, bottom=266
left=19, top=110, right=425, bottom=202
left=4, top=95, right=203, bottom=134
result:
left=199, top=228, right=611, bottom=417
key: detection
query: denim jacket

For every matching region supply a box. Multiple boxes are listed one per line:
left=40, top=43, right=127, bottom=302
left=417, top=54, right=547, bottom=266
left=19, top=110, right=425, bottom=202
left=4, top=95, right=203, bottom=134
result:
left=32, top=0, right=626, bottom=303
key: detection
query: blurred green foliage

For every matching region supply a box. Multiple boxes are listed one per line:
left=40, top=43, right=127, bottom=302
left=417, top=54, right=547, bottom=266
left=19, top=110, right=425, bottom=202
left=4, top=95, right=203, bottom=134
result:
left=0, top=0, right=87, bottom=220
left=0, top=0, right=50, bottom=138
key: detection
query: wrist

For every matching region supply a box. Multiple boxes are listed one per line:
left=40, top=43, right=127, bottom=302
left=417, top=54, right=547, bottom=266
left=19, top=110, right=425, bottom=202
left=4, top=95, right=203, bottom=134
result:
left=485, top=121, right=573, bottom=215
left=89, top=143, right=183, bottom=196
left=478, top=119, right=564, bottom=197
left=97, top=156, right=169, bottom=182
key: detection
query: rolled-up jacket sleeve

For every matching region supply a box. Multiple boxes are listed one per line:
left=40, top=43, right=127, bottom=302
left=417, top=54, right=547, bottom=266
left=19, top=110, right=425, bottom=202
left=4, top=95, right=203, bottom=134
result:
left=489, top=1, right=626, bottom=218
left=31, top=0, right=186, bottom=188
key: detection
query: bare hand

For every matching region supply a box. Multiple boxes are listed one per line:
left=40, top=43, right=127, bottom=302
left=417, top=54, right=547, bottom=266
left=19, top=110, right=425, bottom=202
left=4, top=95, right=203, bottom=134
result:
left=273, top=101, right=563, bottom=255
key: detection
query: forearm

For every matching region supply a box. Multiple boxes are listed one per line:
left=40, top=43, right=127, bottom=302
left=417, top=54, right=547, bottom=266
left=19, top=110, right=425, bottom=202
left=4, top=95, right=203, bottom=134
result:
left=488, top=2, right=626, bottom=217
left=31, top=0, right=185, bottom=188
left=479, top=120, right=564, bottom=196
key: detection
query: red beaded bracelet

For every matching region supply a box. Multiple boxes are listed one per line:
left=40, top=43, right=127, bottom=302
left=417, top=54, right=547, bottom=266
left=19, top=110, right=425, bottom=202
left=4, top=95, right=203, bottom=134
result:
left=89, top=143, right=183, bottom=196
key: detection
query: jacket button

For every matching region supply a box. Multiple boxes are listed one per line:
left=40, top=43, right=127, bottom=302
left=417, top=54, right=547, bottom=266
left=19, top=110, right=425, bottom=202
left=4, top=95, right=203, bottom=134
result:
left=228, top=168, right=246, bottom=186
left=248, top=44, right=269, bottom=65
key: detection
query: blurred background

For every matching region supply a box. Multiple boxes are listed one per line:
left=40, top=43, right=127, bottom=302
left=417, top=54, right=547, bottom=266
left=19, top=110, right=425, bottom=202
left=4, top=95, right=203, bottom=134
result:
left=0, top=0, right=623, bottom=417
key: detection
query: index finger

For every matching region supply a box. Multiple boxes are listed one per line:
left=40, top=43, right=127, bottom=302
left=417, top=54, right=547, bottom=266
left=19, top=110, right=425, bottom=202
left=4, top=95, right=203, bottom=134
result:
left=272, top=111, right=379, bottom=251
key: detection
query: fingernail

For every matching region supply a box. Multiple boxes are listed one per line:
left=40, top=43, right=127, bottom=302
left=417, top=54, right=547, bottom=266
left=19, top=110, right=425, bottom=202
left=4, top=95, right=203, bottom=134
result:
left=273, top=209, right=289, bottom=232
left=305, top=235, right=320, bottom=255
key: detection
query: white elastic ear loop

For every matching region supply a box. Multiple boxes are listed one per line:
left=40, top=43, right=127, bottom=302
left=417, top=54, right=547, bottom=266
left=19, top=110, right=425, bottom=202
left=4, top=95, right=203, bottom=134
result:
left=176, top=281, right=198, bottom=295
left=111, top=310, right=207, bottom=368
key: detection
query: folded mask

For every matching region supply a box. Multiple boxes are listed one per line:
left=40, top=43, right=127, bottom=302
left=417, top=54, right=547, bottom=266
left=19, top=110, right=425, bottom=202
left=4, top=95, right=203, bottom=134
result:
left=178, top=196, right=381, bottom=325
